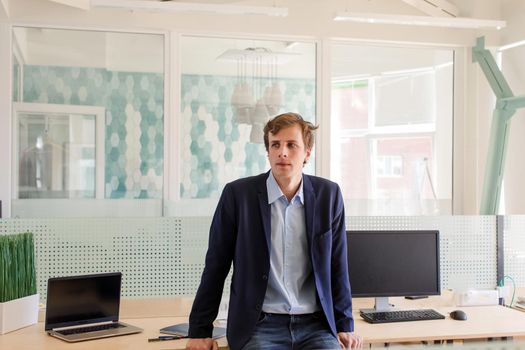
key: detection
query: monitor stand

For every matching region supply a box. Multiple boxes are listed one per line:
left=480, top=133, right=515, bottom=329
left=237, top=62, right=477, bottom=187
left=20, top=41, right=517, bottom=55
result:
left=360, top=297, right=394, bottom=314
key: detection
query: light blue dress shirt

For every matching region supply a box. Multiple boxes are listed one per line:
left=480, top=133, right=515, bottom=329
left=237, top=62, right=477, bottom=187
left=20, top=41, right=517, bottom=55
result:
left=262, top=171, right=319, bottom=314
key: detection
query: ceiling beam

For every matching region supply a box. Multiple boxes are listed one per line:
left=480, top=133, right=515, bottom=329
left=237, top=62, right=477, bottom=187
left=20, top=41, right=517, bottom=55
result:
left=91, top=0, right=288, bottom=16
left=1, top=0, right=9, bottom=17
left=48, top=0, right=90, bottom=10
left=333, top=12, right=505, bottom=30
left=400, top=0, right=459, bottom=17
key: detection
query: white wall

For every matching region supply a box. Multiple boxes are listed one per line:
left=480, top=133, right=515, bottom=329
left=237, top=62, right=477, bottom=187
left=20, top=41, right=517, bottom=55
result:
left=500, top=0, right=525, bottom=214
left=501, top=0, right=525, bottom=46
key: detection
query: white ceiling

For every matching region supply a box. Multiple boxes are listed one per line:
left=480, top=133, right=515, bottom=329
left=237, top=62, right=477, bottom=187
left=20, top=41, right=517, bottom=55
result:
left=40, top=0, right=490, bottom=18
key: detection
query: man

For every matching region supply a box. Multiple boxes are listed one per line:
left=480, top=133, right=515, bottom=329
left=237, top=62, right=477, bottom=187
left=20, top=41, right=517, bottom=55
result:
left=186, top=112, right=362, bottom=350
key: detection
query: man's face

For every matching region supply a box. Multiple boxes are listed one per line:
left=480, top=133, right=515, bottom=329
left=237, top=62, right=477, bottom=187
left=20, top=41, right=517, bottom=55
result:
left=268, top=124, right=311, bottom=183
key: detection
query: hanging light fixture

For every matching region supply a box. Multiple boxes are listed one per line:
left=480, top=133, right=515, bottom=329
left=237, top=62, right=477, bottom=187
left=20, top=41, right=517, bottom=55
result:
left=217, top=47, right=298, bottom=142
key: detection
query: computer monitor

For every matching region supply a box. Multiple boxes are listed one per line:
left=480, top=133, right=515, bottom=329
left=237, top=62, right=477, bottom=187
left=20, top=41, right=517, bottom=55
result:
left=346, top=230, right=440, bottom=312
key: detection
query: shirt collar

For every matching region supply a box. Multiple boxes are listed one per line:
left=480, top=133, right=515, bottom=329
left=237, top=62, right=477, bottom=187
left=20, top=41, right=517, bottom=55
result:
left=266, top=171, right=304, bottom=205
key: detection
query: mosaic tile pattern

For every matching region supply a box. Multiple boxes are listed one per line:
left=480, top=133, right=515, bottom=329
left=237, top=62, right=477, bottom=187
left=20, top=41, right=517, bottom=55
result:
left=21, top=66, right=315, bottom=199
left=180, top=75, right=316, bottom=198
left=22, top=65, right=164, bottom=199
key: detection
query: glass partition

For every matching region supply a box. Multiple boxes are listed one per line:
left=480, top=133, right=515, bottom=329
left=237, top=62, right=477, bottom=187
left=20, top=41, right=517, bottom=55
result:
left=11, top=27, right=165, bottom=217
left=178, top=35, right=316, bottom=200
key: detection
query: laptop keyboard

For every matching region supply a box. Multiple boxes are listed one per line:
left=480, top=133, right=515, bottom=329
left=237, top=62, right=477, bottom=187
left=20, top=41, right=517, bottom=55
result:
left=57, top=323, right=124, bottom=335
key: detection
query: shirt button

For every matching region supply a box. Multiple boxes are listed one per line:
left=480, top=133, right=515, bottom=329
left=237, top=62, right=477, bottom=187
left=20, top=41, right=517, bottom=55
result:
left=255, top=304, right=261, bottom=311
left=262, top=274, right=268, bottom=280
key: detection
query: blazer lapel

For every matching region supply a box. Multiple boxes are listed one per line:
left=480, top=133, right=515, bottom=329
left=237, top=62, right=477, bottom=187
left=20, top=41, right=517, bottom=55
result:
left=257, top=173, right=272, bottom=253
left=302, top=175, right=316, bottom=249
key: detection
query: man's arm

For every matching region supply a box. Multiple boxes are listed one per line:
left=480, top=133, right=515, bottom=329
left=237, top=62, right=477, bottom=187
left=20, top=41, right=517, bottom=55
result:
left=186, top=338, right=218, bottom=350
left=330, top=185, right=355, bottom=333
left=338, top=332, right=363, bottom=349
left=187, top=184, right=237, bottom=338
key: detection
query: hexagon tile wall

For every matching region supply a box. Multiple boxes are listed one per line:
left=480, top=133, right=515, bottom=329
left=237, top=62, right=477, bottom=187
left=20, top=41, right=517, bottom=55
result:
left=23, top=65, right=164, bottom=199
left=180, top=75, right=316, bottom=198
left=22, top=66, right=316, bottom=199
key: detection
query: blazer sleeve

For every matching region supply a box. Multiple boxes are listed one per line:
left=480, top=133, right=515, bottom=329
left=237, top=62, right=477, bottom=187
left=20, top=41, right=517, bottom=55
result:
left=330, top=185, right=355, bottom=333
left=188, top=184, right=237, bottom=338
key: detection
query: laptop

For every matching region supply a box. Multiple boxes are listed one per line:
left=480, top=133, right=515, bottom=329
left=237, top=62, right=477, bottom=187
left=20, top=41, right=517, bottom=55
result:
left=45, top=272, right=143, bottom=342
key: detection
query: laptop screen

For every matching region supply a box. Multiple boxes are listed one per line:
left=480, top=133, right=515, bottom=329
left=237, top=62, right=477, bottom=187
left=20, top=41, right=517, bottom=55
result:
left=45, top=272, right=122, bottom=331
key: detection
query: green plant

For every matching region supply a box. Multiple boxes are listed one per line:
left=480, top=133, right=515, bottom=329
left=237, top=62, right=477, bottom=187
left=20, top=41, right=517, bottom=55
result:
left=0, top=232, right=37, bottom=303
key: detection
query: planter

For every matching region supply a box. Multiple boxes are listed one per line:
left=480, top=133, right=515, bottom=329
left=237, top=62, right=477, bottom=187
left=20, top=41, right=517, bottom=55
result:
left=0, top=293, right=39, bottom=334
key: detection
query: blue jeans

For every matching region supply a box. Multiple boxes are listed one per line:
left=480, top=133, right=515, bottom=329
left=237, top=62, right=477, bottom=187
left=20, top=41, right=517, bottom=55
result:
left=241, top=312, right=342, bottom=350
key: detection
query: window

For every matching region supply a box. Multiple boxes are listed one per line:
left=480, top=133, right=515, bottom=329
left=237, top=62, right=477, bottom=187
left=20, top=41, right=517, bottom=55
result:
left=331, top=44, right=453, bottom=215
left=376, top=155, right=403, bottom=177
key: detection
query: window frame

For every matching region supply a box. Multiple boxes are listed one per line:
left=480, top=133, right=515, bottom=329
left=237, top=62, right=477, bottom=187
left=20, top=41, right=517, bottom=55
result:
left=12, top=102, right=106, bottom=199
left=7, top=25, right=169, bottom=217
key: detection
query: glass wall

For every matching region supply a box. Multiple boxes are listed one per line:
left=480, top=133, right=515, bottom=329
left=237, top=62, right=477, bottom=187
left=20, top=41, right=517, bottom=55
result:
left=9, top=27, right=457, bottom=217
left=178, top=36, right=316, bottom=199
left=11, top=27, right=165, bottom=216
left=331, top=44, right=453, bottom=215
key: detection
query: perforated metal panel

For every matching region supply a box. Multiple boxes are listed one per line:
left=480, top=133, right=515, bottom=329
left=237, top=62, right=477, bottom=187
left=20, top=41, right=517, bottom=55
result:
left=347, top=216, right=497, bottom=291
left=504, top=215, right=525, bottom=286
left=0, top=216, right=496, bottom=302
left=0, top=218, right=216, bottom=301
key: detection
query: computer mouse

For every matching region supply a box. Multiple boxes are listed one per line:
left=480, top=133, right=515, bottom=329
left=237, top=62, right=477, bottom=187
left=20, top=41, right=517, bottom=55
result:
left=450, top=310, right=467, bottom=321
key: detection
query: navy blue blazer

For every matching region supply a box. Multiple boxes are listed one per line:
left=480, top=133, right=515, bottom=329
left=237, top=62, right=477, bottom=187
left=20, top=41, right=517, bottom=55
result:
left=188, top=171, right=354, bottom=350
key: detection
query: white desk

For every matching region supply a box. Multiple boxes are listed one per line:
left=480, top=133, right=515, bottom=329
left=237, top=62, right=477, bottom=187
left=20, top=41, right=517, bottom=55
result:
left=0, top=297, right=227, bottom=350
left=0, top=316, right=228, bottom=350
left=3, top=295, right=525, bottom=349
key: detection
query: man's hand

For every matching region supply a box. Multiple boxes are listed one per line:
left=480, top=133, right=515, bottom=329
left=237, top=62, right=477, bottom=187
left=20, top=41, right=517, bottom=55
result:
left=185, top=338, right=218, bottom=350
left=338, top=332, right=363, bottom=349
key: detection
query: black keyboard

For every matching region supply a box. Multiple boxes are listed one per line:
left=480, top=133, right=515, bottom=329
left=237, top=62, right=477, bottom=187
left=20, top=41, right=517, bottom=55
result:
left=360, top=309, right=445, bottom=324
left=57, top=323, right=124, bottom=335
